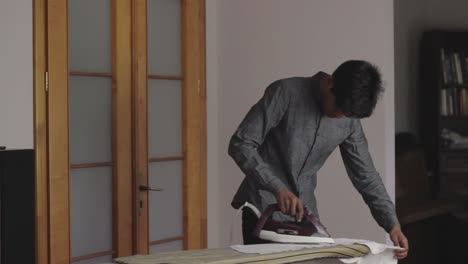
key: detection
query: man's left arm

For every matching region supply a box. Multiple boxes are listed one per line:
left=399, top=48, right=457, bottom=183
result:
left=339, top=120, right=398, bottom=231
left=340, top=120, right=408, bottom=259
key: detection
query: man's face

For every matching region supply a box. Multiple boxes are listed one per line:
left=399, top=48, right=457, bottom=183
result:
left=321, top=78, right=345, bottom=118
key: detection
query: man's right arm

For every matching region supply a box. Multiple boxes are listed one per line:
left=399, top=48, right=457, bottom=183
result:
left=228, top=80, right=289, bottom=194
left=228, top=81, right=304, bottom=219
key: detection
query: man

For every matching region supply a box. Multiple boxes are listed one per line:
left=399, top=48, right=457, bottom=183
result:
left=228, top=60, right=409, bottom=259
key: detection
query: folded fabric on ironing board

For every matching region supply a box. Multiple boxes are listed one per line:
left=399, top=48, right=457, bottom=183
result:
left=231, top=238, right=400, bottom=264
left=114, top=244, right=369, bottom=264
left=335, top=239, right=399, bottom=264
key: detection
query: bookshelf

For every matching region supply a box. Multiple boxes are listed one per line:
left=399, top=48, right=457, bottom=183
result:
left=420, top=31, right=468, bottom=199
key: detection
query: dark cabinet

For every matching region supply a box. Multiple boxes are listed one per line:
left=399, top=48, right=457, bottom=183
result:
left=0, top=149, right=35, bottom=264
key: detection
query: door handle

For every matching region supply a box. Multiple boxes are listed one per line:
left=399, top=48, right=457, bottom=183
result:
left=139, top=185, right=163, bottom=192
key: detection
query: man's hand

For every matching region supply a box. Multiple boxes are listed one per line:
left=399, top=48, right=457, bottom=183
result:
left=390, top=225, right=409, bottom=259
left=276, top=189, right=304, bottom=221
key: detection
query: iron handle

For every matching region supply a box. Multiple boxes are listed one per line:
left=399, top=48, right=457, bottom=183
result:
left=139, top=185, right=163, bottom=192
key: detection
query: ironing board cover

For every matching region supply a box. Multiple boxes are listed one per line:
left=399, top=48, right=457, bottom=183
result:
left=113, top=243, right=370, bottom=264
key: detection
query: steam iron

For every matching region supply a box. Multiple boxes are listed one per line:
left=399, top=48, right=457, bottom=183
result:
left=242, top=202, right=335, bottom=244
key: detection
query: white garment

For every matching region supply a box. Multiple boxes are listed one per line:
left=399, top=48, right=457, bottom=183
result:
left=334, top=238, right=398, bottom=264
left=231, top=238, right=400, bottom=264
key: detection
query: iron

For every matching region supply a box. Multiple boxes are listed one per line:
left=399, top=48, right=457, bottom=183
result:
left=241, top=202, right=335, bottom=244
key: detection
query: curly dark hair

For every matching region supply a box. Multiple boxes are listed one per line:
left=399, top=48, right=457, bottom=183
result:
left=332, top=60, right=384, bottom=118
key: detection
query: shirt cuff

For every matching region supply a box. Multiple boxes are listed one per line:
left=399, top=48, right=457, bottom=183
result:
left=384, top=214, right=401, bottom=233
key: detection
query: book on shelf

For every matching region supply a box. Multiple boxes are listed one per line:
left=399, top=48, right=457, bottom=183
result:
left=440, top=87, right=468, bottom=116
left=441, top=49, right=449, bottom=84
left=461, top=88, right=465, bottom=114
left=460, top=88, right=465, bottom=115
left=440, top=49, right=468, bottom=85
left=455, top=53, right=464, bottom=84
left=463, top=57, right=468, bottom=80
left=448, top=88, right=454, bottom=115
left=450, top=52, right=457, bottom=83
left=441, top=89, right=448, bottom=116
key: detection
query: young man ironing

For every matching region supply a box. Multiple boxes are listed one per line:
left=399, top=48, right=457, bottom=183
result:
left=229, top=60, right=409, bottom=259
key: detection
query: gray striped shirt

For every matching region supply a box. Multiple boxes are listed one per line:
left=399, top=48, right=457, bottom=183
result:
left=229, top=72, right=399, bottom=232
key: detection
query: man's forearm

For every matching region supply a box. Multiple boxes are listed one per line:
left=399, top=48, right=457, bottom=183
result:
left=228, top=136, right=287, bottom=193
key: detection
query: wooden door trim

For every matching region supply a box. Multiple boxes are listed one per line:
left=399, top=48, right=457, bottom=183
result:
left=133, top=0, right=207, bottom=252
left=69, top=72, right=113, bottom=77
left=35, top=0, right=208, bottom=260
left=113, top=0, right=134, bottom=257
left=183, top=0, right=207, bottom=249
left=132, top=0, right=150, bottom=254
left=70, top=250, right=115, bottom=262
left=33, top=0, right=49, bottom=263
left=148, top=75, right=183, bottom=80
left=47, top=0, right=71, bottom=263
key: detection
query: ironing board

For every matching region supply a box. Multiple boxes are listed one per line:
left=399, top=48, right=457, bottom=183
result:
left=111, top=256, right=343, bottom=264
left=112, top=243, right=370, bottom=264
left=101, top=258, right=344, bottom=264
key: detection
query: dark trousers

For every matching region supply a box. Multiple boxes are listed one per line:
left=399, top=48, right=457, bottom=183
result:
left=242, top=208, right=271, bottom=245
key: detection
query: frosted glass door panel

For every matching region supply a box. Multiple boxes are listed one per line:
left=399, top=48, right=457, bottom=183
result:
left=69, top=76, right=112, bottom=164
left=72, top=255, right=113, bottom=264
left=149, top=161, right=183, bottom=241
left=147, top=0, right=181, bottom=76
left=68, top=0, right=115, bottom=261
left=148, top=80, right=182, bottom=158
left=71, top=167, right=113, bottom=258
left=149, top=240, right=183, bottom=254
left=69, top=0, right=112, bottom=73
left=146, top=0, right=185, bottom=253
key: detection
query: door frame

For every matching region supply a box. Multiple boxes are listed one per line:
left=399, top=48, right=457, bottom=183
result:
left=33, top=0, right=48, bottom=263
left=132, top=0, right=207, bottom=253
left=33, top=0, right=207, bottom=263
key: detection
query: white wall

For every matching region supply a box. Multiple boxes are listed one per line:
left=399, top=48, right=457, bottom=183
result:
left=0, top=1, right=33, bottom=261
left=394, top=0, right=468, bottom=134
left=206, top=0, right=221, bottom=247
left=207, top=0, right=395, bottom=247
left=0, top=0, right=34, bottom=149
